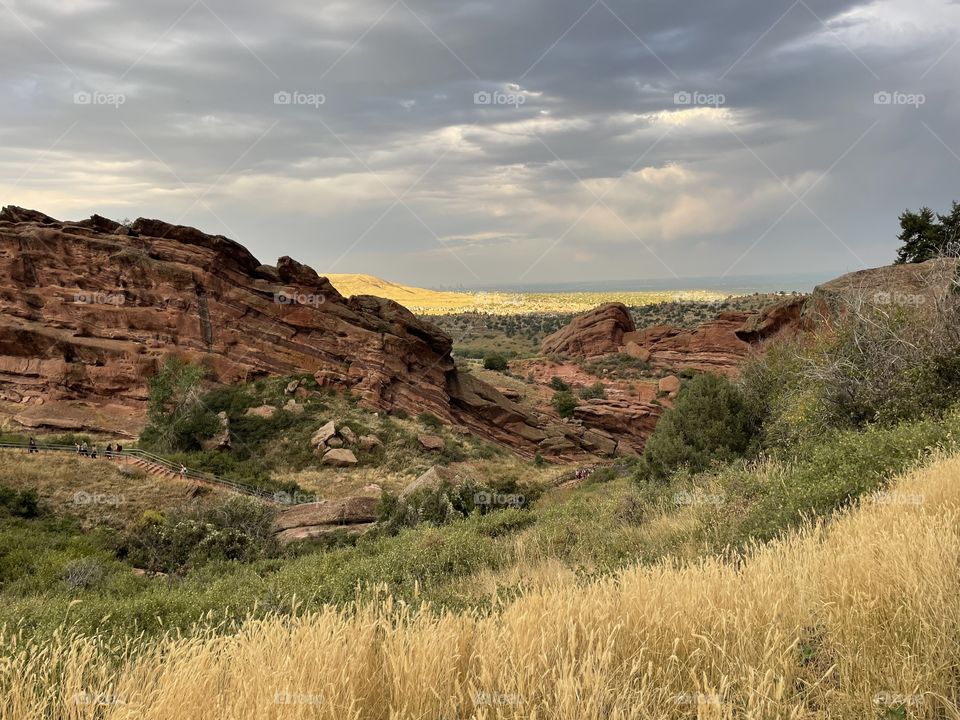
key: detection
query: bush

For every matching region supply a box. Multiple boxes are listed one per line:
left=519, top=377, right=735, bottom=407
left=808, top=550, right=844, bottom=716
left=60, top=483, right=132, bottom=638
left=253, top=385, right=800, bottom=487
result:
left=0, top=486, right=42, bottom=518
left=418, top=412, right=443, bottom=430
left=578, top=381, right=607, bottom=400
left=483, top=353, right=509, bottom=372
left=637, top=373, right=761, bottom=482
left=121, top=497, right=278, bottom=573
left=698, top=409, right=960, bottom=549
left=551, top=390, right=577, bottom=419
left=744, top=281, right=960, bottom=445
left=549, top=376, right=571, bottom=392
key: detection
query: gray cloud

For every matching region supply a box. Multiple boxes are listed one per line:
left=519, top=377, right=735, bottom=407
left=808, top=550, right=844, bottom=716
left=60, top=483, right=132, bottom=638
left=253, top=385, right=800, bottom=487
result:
left=1, top=0, right=958, bottom=286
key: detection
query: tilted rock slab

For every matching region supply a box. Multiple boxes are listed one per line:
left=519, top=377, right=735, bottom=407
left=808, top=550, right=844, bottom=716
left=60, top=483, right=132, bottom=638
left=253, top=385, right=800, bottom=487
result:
left=0, top=206, right=614, bottom=457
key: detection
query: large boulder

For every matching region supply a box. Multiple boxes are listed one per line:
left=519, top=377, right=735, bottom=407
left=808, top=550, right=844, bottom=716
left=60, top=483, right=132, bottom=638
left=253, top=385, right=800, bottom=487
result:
left=311, top=421, right=337, bottom=447
left=418, top=434, right=445, bottom=451
left=245, top=404, right=277, bottom=419
left=541, top=303, right=636, bottom=358
left=322, top=448, right=357, bottom=466
left=273, top=496, right=378, bottom=544
left=400, top=465, right=463, bottom=499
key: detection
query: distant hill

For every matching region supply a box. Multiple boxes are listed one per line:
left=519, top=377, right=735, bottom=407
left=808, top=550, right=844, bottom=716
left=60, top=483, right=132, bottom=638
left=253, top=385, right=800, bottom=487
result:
left=323, top=274, right=476, bottom=311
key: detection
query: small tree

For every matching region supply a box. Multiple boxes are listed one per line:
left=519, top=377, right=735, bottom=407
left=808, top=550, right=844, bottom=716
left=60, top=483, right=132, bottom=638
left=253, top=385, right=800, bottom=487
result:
left=637, top=373, right=760, bottom=482
left=551, top=390, right=578, bottom=419
left=140, top=358, right=218, bottom=452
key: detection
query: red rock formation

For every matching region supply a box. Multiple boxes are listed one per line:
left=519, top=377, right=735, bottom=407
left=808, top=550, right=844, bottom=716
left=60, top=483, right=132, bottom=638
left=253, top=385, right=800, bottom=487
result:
left=620, top=312, right=754, bottom=377
left=572, top=399, right=662, bottom=455
left=0, top=206, right=619, bottom=458
left=541, top=302, right=635, bottom=358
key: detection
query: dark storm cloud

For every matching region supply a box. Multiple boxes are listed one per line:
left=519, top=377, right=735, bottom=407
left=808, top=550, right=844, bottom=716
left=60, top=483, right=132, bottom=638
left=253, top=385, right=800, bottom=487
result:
left=0, top=0, right=958, bottom=284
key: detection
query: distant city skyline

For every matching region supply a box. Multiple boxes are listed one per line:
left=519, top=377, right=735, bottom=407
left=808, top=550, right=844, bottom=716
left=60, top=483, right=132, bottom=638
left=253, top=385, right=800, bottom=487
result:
left=2, top=0, right=958, bottom=286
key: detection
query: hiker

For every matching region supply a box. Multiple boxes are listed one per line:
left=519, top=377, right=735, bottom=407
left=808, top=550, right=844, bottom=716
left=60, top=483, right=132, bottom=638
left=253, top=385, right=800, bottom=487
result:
left=80, top=441, right=88, bottom=457
left=28, top=437, right=38, bottom=454
left=180, top=464, right=187, bottom=479
left=105, top=443, right=113, bottom=458
left=75, top=442, right=81, bottom=455
left=115, top=443, right=123, bottom=455
left=90, top=445, right=98, bottom=459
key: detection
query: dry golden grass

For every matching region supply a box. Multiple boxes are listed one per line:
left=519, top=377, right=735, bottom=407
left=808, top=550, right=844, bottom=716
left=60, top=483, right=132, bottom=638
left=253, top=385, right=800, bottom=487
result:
left=4, top=454, right=960, bottom=719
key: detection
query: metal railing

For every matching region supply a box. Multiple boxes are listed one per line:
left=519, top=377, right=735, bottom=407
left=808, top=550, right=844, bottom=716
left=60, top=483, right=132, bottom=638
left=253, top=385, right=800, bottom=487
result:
left=0, top=442, right=281, bottom=502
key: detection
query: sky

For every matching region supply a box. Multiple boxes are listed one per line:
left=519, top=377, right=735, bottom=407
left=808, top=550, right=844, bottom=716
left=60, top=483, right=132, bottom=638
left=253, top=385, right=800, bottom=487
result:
left=1, top=0, right=958, bottom=288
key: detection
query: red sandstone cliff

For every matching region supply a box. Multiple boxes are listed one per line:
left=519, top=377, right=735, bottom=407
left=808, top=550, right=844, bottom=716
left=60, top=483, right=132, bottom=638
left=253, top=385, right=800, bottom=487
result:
left=0, top=206, right=615, bottom=457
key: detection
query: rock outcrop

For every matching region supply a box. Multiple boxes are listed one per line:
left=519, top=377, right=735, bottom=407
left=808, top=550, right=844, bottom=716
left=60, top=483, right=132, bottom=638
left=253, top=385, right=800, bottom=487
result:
left=572, top=399, right=662, bottom=455
left=541, top=303, right=635, bottom=358
left=273, top=496, right=379, bottom=544
left=0, top=206, right=617, bottom=458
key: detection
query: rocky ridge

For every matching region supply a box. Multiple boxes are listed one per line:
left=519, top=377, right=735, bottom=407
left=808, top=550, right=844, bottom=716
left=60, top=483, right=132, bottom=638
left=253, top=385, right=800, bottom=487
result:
left=0, top=206, right=617, bottom=458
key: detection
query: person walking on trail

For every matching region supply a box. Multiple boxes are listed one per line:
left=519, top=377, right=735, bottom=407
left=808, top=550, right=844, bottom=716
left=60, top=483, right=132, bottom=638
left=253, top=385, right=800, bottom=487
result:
left=90, top=445, right=98, bottom=459
left=105, top=443, right=113, bottom=459
left=180, top=464, right=187, bottom=479
left=28, top=437, right=38, bottom=454
left=75, top=442, right=81, bottom=455
left=115, top=443, right=123, bottom=455
left=80, top=441, right=88, bottom=457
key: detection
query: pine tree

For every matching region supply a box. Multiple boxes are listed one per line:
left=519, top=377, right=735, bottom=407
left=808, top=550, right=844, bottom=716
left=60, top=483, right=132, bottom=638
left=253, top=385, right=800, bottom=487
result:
left=894, top=206, right=941, bottom=264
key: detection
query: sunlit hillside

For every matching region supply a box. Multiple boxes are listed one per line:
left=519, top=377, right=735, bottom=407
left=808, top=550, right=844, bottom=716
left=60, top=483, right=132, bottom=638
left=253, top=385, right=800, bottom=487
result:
left=324, top=273, right=729, bottom=315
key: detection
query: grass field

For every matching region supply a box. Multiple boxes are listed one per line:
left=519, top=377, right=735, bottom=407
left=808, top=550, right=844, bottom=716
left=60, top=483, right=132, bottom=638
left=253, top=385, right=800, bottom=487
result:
left=4, top=452, right=958, bottom=719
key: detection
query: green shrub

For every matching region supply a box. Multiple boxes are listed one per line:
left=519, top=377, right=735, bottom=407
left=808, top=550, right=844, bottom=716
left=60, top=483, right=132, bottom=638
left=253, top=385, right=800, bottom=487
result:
left=551, top=390, right=578, bottom=418
left=637, top=373, right=760, bottom=482
left=578, top=381, right=607, bottom=400
left=549, top=377, right=571, bottom=392
left=483, top=352, right=509, bottom=371
left=121, top=497, right=278, bottom=573
left=418, top=412, right=443, bottom=430
left=698, top=409, right=959, bottom=549
left=0, top=485, right=42, bottom=518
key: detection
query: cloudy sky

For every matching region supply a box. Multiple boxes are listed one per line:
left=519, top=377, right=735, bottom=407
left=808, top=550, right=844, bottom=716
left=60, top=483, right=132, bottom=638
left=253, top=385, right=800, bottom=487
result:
left=1, top=0, right=958, bottom=287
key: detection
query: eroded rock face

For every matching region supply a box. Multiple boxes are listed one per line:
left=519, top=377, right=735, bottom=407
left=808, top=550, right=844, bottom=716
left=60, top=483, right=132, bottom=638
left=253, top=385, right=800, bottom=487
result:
left=0, top=207, right=615, bottom=458
left=541, top=303, right=635, bottom=358
left=572, top=399, right=661, bottom=455
left=620, top=312, right=755, bottom=377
